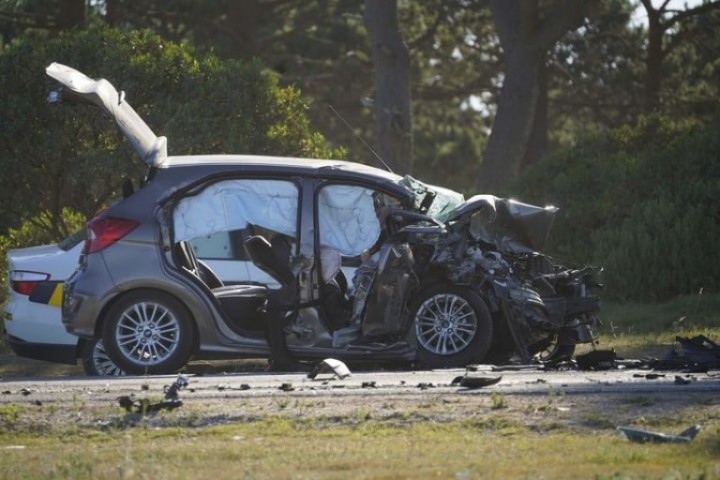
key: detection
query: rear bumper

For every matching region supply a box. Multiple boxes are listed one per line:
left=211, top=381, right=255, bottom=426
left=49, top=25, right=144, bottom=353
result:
left=5, top=334, right=77, bottom=365
left=61, top=264, right=114, bottom=338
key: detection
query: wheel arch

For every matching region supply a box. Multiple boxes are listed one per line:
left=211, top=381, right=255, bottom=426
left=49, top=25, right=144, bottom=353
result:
left=411, top=282, right=495, bottom=368
left=94, top=287, right=201, bottom=356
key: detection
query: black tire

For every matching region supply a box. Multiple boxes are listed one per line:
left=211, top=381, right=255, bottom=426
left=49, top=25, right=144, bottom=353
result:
left=102, top=290, right=194, bottom=375
left=81, top=338, right=125, bottom=376
left=411, top=285, right=493, bottom=368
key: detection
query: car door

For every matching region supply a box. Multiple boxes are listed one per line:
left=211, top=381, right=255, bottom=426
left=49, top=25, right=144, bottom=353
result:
left=173, top=177, right=301, bottom=288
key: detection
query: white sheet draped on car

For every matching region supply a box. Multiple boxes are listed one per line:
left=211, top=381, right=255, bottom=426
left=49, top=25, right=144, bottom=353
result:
left=173, top=180, right=380, bottom=257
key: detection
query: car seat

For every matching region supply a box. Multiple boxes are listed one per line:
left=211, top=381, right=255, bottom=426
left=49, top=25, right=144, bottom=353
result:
left=174, top=240, right=268, bottom=333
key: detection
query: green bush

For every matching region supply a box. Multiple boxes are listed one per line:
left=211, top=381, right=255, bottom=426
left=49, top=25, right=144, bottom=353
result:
left=513, top=116, right=720, bottom=301
left=592, top=199, right=720, bottom=300
left=0, top=27, right=343, bottom=234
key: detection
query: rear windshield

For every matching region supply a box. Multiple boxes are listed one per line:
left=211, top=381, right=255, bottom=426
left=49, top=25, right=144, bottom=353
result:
left=58, top=230, right=85, bottom=251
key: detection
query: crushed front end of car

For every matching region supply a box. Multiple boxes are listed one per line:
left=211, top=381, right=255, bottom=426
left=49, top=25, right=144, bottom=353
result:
left=405, top=191, right=602, bottom=363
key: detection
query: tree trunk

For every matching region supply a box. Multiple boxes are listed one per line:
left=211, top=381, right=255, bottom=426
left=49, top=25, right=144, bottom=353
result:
left=227, top=0, right=261, bottom=60
left=522, top=51, right=548, bottom=169
left=644, top=6, right=663, bottom=111
left=58, top=0, right=85, bottom=30
left=478, top=0, right=588, bottom=191
left=479, top=45, right=544, bottom=190
left=638, top=0, right=720, bottom=112
left=105, top=0, right=119, bottom=26
left=364, top=0, right=413, bottom=174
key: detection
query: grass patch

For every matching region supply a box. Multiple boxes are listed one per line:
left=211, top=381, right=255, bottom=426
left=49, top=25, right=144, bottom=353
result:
left=601, top=291, right=720, bottom=335
left=0, top=404, right=27, bottom=427
left=595, top=292, right=720, bottom=357
left=0, top=418, right=718, bottom=479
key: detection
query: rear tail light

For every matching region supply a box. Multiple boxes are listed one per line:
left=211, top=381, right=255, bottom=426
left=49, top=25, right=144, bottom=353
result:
left=10, top=270, right=50, bottom=295
left=84, top=216, right=139, bottom=254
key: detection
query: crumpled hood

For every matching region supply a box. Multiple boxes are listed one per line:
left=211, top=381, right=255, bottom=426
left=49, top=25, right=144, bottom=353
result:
left=446, top=195, right=558, bottom=253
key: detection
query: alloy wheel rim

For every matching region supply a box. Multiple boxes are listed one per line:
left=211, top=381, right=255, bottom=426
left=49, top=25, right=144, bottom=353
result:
left=415, top=293, right=477, bottom=356
left=115, top=301, right=180, bottom=366
left=92, top=340, right=125, bottom=376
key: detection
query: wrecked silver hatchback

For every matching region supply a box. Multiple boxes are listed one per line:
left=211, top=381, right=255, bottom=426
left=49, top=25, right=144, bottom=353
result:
left=52, top=63, right=601, bottom=373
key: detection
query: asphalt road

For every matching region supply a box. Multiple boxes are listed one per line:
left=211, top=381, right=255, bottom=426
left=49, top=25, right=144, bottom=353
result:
left=1, top=364, right=718, bottom=405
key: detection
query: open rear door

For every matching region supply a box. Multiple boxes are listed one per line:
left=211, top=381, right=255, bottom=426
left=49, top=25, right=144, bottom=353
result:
left=46, top=62, right=167, bottom=167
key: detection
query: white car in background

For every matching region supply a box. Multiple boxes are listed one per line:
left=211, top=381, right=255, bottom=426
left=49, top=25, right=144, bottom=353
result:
left=3, top=230, right=280, bottom=376
left=2, top=231, right=118, bottom=375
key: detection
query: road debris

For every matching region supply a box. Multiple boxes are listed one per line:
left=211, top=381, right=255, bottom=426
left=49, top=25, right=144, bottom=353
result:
left=307, top=358, right=351, bottom=380
left=618, top=424, right=701, bottom=443
left=650, top=335, right=720, bottom=372
left=164, top=375, right=189, bottom=401
left=118, top=395, right=184, bottom=414
left=451, top=375, right=503, bottom=389
left=574, top=349, right=617, bottom=370
left=674, top=375, right=693, bottom=385
left=633, top=373, right=665, bottom=380
left=117, top=375, right=188, bottom=415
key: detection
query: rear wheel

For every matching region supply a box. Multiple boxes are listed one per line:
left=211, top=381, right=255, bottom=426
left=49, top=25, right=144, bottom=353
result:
left=81, top=338, right=125, bottom=376
left=411, top=285, right=493, bottom=368
left=102, top=290, right=194, bottom=375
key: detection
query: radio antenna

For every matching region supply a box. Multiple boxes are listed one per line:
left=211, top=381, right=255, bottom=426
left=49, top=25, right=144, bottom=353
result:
left=328, top=104, right=394, bottom=173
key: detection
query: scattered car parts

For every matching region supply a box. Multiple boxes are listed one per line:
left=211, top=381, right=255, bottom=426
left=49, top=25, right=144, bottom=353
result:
left=307, top=358, right=352, bottom=380
left=618, top=425, right=701, bottom=444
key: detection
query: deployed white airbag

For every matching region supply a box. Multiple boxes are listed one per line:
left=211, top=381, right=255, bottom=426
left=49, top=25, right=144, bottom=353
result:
left=317, top=185, right=380, bottom=256
left=174, top=181, right=381, bottom=257
left=173, top=180, right=299, bottom=241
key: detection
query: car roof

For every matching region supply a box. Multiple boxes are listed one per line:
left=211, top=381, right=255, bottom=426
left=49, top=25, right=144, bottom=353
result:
left=161, top=154, right=411, bottom=196
left=164, top=154, right=397, bottom=177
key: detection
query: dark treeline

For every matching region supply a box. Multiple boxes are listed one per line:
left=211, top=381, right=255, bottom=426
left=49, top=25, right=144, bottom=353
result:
left=1, top=0, right=719, bottom=300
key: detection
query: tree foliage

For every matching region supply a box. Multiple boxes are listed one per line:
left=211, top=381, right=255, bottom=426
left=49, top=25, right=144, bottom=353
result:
left=364, top=0, right=412, bottom=174
left=1, top=1, right=720, bottom=302
left=2, top=1, right=718, bottom=192
left=513, top=116, right=720, bottom=301
left=0, top=26, right=342, bottom=235
left=0, top=208, right=86, bottom=305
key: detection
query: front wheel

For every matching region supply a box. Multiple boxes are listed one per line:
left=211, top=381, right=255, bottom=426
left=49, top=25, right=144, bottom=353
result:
left=102, top=290, right=194, bottom=375
left=411, top=285, right=493, bottom=368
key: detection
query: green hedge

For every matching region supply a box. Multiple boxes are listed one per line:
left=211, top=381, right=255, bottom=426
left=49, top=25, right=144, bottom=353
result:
left=513, top=116, right=720, bottom=301
left=0, top=27, right=343, bottom=234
